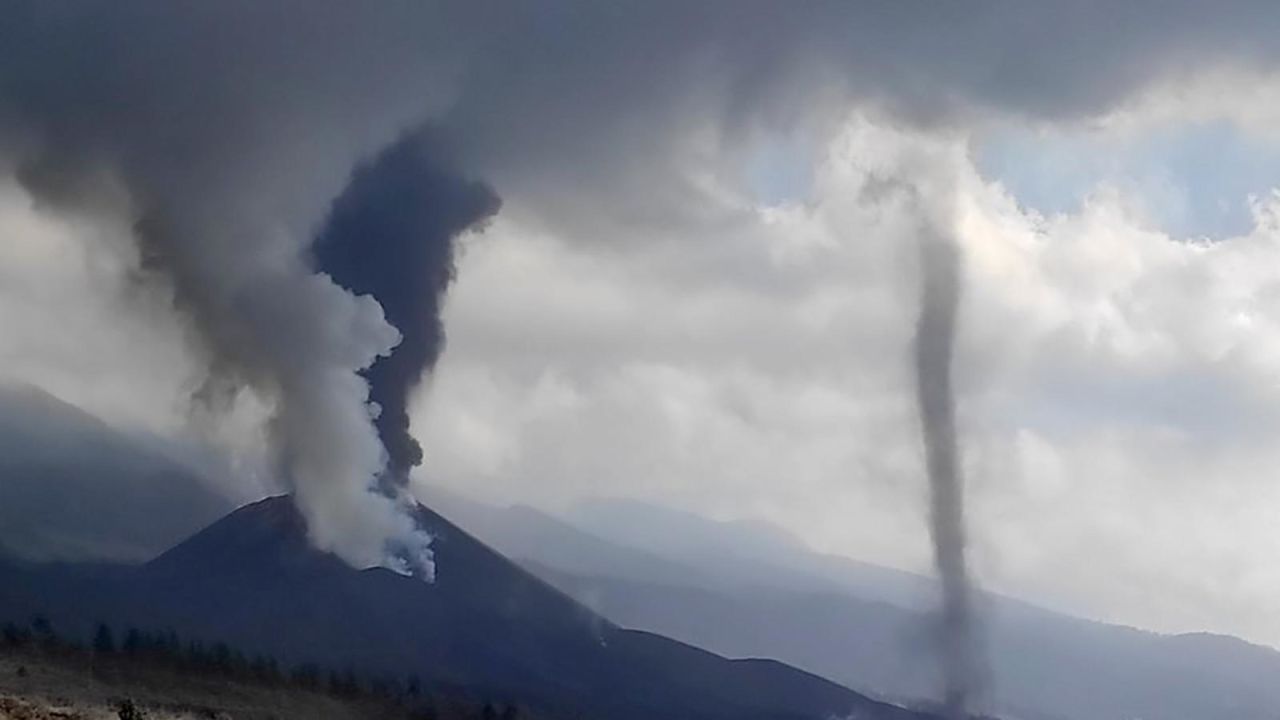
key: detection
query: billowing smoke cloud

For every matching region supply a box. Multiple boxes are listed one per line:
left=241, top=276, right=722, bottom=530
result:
left=3, top=1, right=1279, bottom=575
left=314, top=130, right=501, bottom=485
left=914, top=229, right=980, bottom=718
left=0, top=2, right=456, bottom=573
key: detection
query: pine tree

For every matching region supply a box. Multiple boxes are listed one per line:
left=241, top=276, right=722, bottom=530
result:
left=186, top=640, right=207, bottom=670
left=342, top=669, right=359, bottom=696
left=116, top=698, right=144, bottom=720
left=293, top=663, right=320, bottom=689
left=211, top=642, right=232, bottom=673
left=30, top=615, right=54, bottom=644
left=93, top=623, right=116, bottom=654
left=122, top=628, right=142, bottom=656
left=2, top=621, right=28, bottom=646
left=159, top=629, right=181, bottom=663
left=329, top=670, right=344, bottom=695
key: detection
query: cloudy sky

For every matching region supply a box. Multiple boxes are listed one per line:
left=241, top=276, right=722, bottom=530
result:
left=7, top=2, right=1280, bottom=648
left=410, top=105, right=1280, bottom=646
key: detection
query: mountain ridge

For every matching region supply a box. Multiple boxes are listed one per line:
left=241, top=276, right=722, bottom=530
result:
left=428, top=490, right=1280, bottom=720
left=0, top=495, right=932, bottom=720
left=0, top=382, right=233, bottom=563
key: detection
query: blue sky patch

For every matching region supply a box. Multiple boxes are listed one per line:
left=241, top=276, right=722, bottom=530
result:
left=977, top=120, right=1280, bottom=240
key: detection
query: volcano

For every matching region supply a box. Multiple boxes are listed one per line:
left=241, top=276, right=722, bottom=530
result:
left=0, top=496, right=932, bottom=720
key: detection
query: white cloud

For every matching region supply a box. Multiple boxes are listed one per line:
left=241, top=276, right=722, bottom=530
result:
left=412, top=113, right=1280, bottom=646
left=0, top=179, right=276, bottom=502
left=0, top=180, right=194, bottom=431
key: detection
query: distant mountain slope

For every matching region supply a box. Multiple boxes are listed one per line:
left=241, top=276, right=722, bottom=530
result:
left=0, top=383, right=232, bottom=562
left=534, top=563, right=1280, bottom=720
left=572, top=496, right=934, bottom=607
left=421, top=489, right=931, bottom=606
left=0, top=496, right=931, bottom=720
left=420, top=488, right=711, bottom=590
left=434, top=492, right=1280, bottom=720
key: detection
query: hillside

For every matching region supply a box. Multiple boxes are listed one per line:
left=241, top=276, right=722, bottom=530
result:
left=432, top=493, right=1280, bottom=720
left=0, top=497, right=931, bottom=720
left=0, top=384, right=232, bottom=564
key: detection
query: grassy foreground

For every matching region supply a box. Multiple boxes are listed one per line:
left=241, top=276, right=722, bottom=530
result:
left=0, top=643, right=525, bottom=720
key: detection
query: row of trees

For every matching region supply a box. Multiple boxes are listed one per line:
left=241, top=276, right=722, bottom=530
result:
left=2, top=615, right=521, bottom=720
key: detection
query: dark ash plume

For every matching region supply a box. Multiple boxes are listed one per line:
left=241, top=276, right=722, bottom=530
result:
left=314, top=131, right=500, bottom=485
left=914, top=230, right=979, bottom=719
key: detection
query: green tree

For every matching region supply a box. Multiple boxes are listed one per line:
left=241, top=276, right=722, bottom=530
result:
left=162, top=630, right=181, bottom=657
left=122, top=628, right=142, bottom=655
left=210, top=642, right=232, bottom=673
left=250, top=655, right=281, bottom=684
left=185, top=640, right=208, bottom=669
left=2, top=621, right=28, bottom=646
left=30, top=615, right=54, bottom=643
left=116, top=698, right=143, bottom=720
left=93, top=623, right=116, bottom=654
left=292, top=663, right=320, bottom=689
left=341, top=669, right=359, bottom=696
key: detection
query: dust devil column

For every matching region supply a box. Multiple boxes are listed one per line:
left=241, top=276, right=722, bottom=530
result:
left=914, top=230, right=978, bottom=720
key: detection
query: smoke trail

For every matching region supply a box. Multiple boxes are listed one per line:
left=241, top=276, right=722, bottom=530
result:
left=914, top=229, right=978, bottom=719
left=0, top=3, right=449, bottom=576
left=314, top=130, right=501, bottom=487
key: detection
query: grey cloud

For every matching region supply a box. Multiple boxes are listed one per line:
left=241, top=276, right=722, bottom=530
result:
left=409, top=113, right=1280, bottom=653
left=4, top=0, right=1280, bottom=571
